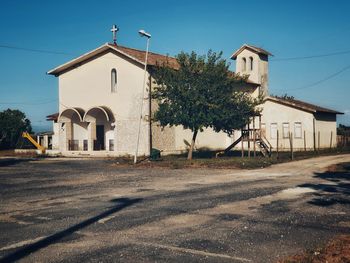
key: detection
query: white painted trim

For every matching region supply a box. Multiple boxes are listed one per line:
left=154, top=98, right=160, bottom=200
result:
left=83, top=106, right=112, bottom=122
left=47, top=43, right=146, bottom=76
left=58, top=108, right=84, bottom=122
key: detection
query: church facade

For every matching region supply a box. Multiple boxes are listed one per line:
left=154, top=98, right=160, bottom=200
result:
left=46, top=41, right=342, bottom=157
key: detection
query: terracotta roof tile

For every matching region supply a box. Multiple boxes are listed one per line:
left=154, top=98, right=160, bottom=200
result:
left=46, top=113, right=58, bottom=121
left=267, top=96, right=343, bottom=114
left=231, top=44, right=273, bottom=59
left=109, top=44, right=179, bottom=69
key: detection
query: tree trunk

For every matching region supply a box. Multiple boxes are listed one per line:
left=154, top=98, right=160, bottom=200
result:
left=187, top=129, right=198, bottom=160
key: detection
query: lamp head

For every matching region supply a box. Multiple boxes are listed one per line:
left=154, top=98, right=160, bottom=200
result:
left=138, top=29, right=151, bottom=38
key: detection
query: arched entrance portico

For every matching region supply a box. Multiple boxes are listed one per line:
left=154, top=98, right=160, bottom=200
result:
left=83, top=106, right=115, bottom=151
left=58, top=108, right=87, bottom=151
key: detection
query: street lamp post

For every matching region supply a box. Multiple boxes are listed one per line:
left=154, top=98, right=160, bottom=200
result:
left=134, top=30, right=151, bottom=164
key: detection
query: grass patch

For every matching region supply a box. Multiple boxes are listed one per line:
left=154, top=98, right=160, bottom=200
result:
left=134, top=147, right=350, bottom=169
left=3, top=147, right=349, bottom=170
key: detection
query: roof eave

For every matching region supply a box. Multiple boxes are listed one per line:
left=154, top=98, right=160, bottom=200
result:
left=47, top=43, right=110, bottom=76
left=266, top=97, right=316, bottom=113
left=266, top=97, right=343, bottom=115
left=230, top=44, right=273, bottom=60
left=47, top=43, right=146, bottom=76
left=317, top=110, right=344, bottom=115
left=230, top=45, right=247, bottom=60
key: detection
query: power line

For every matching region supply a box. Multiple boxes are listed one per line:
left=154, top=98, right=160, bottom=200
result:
left=275, top=64, right=350, bottom=91
left=0, top=44, right=72, bottom=55
left=1, top=43, right=349, bottom=93
left=271, top=49, right=350, bottom=62
left=2, top=43, right=350, bottom=63
left=0, top=99, right=57, bottom=105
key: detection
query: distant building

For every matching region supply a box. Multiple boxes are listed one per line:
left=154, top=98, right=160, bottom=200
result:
left=46, top=42, right=342, bottom=156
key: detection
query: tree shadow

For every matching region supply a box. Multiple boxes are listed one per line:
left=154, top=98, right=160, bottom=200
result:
left=0, top=197, right=142, bottom=262
left=0, top=158, right=35, bottom=167
left=298, top=163, right=350, bottom=207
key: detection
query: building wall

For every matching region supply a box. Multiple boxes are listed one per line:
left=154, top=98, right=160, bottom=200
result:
left=58, top=50, right=150, bottom=155
left=235, top=49, right=269, bottom=96
left=173, top=127, right=230, bottom=153
left=261, top=100, right=315, bottom=150
left=261, top=100, right=338, bottom=151
left=52, top=122, right=60, bottom=150
left=152, top=124, right=176, bottom=153
left=314, top=113, right=337, bottom=148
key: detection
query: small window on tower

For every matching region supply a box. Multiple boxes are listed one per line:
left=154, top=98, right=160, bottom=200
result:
left=249, top=57, right=253, bottom=71
left=111, top=69, right=117, bottom=92
left=242, top=57, right=246, bottom=71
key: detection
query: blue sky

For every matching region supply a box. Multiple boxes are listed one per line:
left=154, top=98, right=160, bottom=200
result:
left=1, top=0, right=350, bottom=131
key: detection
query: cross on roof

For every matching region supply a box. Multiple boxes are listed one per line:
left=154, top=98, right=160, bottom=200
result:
left=110, top=25, right=119, bottom=44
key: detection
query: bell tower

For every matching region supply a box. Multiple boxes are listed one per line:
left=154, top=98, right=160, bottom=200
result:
left=231, top=44, right=272, bottom=97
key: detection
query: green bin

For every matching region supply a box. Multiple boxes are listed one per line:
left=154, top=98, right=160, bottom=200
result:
left=150, top=148, right=161, bottom=160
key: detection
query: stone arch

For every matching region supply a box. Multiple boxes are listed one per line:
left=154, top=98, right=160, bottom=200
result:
left=249, top=56, right=253, bottom=71
left=83, top=106, right=115, bottom=151
left=242, top=57, right=246, bottom=71
left=83, top=106, right=114, bottom=123
left=58, top=107, right=85, bottom=122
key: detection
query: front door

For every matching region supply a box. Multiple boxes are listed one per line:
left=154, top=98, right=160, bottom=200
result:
left=96, top=125, right=105, bottom=150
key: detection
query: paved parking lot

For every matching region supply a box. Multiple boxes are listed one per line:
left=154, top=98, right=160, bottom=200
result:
left=0, top=155, right=350, bottom=262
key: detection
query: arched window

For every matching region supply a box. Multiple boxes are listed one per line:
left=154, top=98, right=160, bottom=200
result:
left=249, top=57, right=253, bottom=71
left=111, top=69, right=117, bottom=92
left=242, top=57, right=246, bottom=71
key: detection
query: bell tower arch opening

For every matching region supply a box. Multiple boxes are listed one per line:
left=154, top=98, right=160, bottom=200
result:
left=230, top=44, right=272, bottom=97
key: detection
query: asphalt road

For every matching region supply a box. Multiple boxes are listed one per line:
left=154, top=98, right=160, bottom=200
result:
left=0, top=155, right=349, bottom=262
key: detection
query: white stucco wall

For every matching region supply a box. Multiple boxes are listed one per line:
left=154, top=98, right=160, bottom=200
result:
left=261, top=100, right=337, bottom=151
left=171, top=126, right=231, bottom=153
left=235, top=49, right=269, bottom=96
left=58, top=50, right=150, bottom=156
left=51, top=122, right=59, bottom=150
left=315, top=113, right=337, bottom=148
left=261, top=101, right=313, bottom=150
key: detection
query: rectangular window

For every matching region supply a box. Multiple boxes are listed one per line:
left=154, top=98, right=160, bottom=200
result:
left=111, top=69, right=118, bottom=93
left=282, top=123, right=290, bottom=138
left=294, top=122, right=302, bottom=138
left=270, top=123, right=277, bottom=139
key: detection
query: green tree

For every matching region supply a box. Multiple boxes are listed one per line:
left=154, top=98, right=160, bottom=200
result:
left=272, top=93, right=295, bottom=100
left=337, top=124, right=350, bottom=136
left=152, top=50, right=260, bottom=160
left=0, top=109, right=32, bottom=149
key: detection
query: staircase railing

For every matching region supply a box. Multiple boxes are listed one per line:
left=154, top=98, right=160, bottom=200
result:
left=254, top=131, right=272, bottom=157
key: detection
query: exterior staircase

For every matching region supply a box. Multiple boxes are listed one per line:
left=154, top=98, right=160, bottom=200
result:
left=255, top=132, right=272, bottom=157
left=217, top=129, right=272, bottom=158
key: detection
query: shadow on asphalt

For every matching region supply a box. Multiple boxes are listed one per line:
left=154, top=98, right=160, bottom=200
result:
left=298, top=163, right=350, bottom=207
left=0, top=197, right=142, bottom=263
left=0, top=158, right=35, bottom=167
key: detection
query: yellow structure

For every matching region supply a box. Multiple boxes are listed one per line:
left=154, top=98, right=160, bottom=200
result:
left=22, top=132, right=46, bottom=153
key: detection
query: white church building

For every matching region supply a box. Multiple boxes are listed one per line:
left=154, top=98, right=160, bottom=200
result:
left=46, top=33, right=342, bottom=157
